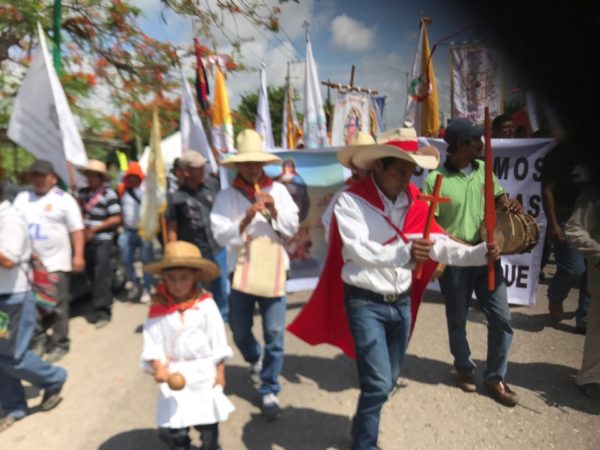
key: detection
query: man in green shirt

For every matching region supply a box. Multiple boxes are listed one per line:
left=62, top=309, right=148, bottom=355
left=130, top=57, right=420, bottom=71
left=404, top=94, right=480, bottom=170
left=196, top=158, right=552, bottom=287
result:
left=423, top=118, right=522, bottom=407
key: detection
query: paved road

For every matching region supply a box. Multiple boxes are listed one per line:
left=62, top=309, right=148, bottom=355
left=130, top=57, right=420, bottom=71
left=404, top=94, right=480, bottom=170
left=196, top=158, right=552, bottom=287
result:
left=2, top=275, right=599, bottom=449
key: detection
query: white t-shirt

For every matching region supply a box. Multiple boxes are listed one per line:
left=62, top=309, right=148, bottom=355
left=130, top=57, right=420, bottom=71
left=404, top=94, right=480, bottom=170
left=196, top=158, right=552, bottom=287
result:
left=0, top=201, right=31, bottom=294
left=14, top=187, right=84, bottom=272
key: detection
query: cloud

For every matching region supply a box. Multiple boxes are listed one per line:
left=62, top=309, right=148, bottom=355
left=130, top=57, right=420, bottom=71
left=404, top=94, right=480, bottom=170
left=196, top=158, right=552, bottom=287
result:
left=330, top=15, right=376, bottom=53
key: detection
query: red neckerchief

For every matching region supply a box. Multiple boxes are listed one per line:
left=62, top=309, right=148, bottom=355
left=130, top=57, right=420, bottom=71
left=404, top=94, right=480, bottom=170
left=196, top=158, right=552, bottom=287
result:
left=148, top=283, right=212, bottom=318
left=288, top=175, right=444, bottom=359
left=232, top=172, right=273, bottom=202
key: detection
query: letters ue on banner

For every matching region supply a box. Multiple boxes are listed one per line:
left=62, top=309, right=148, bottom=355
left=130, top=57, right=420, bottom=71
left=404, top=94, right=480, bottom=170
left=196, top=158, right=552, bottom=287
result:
left=413, top=138, right=555, bottom=306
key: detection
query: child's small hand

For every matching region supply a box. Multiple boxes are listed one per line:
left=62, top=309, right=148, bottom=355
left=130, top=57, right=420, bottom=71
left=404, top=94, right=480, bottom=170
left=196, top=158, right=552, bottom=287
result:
left=214, top=361, right=226, bottom=388
left=152, top=361, right=170, bottom=383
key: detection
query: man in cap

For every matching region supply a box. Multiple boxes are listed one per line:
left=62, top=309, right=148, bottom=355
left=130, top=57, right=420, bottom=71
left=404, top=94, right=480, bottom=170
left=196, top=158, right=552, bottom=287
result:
left=77, top=160, right=122, bottom=328
left=422, top=118, right=522, bottom=406
left=13, top=160, right=85, bottom=363
left=211, top=129, right=299, bottom=420
left=166, top=151, right=228, bottom=321
left=0, top=180, right=67, bottom=432
left=116, top=161, right=154, bottom=303
left=289, top=127, right=499, bottom=449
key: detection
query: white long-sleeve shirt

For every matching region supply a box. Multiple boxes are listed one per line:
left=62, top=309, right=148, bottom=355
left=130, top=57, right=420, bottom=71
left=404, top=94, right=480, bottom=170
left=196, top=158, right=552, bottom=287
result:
left=210, top=181, right=300, bottom=273
left=334, top=181, right=489, bottom=295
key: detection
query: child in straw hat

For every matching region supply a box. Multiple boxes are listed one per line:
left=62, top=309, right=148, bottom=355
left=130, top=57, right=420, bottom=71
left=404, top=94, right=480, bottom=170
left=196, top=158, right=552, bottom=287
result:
left=141, top=241, right=234, bottom=450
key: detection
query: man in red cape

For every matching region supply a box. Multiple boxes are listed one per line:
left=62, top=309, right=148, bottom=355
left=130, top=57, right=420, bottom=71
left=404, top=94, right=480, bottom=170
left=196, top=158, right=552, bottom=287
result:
left=288, top=127, right=499, bottom=450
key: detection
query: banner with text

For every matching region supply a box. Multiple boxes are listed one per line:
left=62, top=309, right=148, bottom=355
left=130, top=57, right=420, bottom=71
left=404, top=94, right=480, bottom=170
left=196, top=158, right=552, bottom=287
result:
left=450, top=45, right=503, bottom=123
left=271, top=138, right=555, bottom=306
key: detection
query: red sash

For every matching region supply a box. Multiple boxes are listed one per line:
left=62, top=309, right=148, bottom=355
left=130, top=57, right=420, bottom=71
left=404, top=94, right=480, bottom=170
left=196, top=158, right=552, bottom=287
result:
left=287, top=176, right=444, bottom=359
left=232, top=173, right=273, bottom=202
left=148, top=283, right=212, bottom=318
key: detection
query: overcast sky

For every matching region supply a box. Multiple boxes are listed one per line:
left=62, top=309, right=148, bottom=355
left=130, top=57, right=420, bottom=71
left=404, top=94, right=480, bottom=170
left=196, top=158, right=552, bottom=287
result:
left=131, top=0, right=505, bottom=128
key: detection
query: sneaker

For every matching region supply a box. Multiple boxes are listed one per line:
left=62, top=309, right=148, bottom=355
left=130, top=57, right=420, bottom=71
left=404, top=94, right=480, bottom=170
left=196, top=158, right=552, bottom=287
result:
left=45, top=347, right=69, bottom=364
left=261, top=393, right=281, bottom=420
left=139, top=289, right=151, bottom=304
left=0, top=415, right=22, bottom=433
left=41, top=382, right=65, bottom=411
left=95, top=318, right=110, bottom=329
left=249, top=358, right=262, bottom=386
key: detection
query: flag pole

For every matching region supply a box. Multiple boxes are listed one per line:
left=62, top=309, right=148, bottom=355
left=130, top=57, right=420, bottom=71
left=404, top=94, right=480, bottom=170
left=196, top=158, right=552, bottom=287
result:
left=484, top=107, right=496, bottom=291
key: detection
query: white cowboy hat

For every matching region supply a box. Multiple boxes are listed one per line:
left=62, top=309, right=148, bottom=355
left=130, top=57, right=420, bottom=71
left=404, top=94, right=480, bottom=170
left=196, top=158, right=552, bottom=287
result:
left=220, top=129, right=282, bottom=168
left=77, top=159, right=111, bottom=179
left=352, top=127, right=440, bottom=170
left=144, top=241, right=220, bottom=282
left=336, top=131, right=376, bottom=168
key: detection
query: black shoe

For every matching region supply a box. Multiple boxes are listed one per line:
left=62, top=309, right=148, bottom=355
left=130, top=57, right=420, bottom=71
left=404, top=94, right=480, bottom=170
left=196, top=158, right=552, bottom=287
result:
left=41, top=382, right=65, bottom=412
left=261, top=394, right=281, bottom=421
left=45, top=347, right=69, bottom=364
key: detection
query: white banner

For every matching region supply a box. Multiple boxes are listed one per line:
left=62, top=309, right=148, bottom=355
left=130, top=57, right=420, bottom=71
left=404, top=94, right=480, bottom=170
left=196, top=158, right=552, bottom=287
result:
left=255, top=62, right=275, bottom=151
left=450, top=45, right=503, bottom=123
left=180, top=73, right=217, bottom=174
left=8, top=24, right=87, bottom=185
left=303, top=38, right=328, bottom=148
left=331, top=91, right=371, bottom=146
left=413, top=138, right=555, bottom=305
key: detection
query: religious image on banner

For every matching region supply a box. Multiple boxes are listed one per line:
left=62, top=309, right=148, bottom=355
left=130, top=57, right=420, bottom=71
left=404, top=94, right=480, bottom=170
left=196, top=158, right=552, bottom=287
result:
left=331, top=91, right=371, bottom=146
left=450, top=45, right=503, bottom=123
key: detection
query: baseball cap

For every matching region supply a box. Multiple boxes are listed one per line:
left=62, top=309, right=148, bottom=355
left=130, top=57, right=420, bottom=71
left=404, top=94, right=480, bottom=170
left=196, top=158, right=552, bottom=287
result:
left=443, top=118, right=484, bottom=145
left=179, top=151, right=207, bottom=169
left=26, top=159, right=55, bottom=175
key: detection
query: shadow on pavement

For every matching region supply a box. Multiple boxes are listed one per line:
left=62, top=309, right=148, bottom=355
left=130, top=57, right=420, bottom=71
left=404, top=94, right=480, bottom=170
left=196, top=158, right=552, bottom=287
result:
left=511, top=311, right=578, bottom=333
left=401, top=354, right=598, bottom=414
left=281, top=354, right=357, bottom=392
left=98, top=428, right=165, bottom=450
left=241, top=408, right=351, bottom=450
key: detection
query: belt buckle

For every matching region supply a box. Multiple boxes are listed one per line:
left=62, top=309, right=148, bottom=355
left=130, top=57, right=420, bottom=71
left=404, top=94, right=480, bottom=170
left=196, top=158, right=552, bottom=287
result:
left=384, top=293, right=398, bottom=303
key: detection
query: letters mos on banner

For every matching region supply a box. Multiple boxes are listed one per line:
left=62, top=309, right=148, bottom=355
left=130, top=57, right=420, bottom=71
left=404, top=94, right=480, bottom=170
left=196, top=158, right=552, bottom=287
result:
left=414, top=137, right=555, bottom=306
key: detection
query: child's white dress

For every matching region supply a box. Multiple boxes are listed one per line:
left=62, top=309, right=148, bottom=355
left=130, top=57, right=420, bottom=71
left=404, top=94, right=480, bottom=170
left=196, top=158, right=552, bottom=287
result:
left=141, top=294, right=234, bottom=429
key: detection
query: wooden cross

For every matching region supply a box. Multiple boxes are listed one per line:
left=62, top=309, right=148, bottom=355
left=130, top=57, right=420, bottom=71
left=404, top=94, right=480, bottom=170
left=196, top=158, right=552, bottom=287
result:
left=415, top=173, right=450, bottom=279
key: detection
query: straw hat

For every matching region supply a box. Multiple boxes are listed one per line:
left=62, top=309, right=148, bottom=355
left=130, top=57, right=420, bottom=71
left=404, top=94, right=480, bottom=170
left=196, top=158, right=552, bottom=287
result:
left=78, top=159, right=110, bottom=179
left=220, top=129, right=282, bottom=168
left=352, top=127, right=440, bottom=170
left=144, top=241, right=220, bottom=282
left=336, top=131, right=376, bottom=168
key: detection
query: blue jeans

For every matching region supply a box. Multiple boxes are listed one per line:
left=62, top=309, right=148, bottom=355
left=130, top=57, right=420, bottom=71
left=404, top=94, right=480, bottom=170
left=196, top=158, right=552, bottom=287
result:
left=548, top=214, right=591, bottom=325
left=439, top=260, right=513, bottom=383
left=117, top=229, right=154, bottom=291
left=228, top=289, right=286, bottom=396
left=344, top=285, right=411, bottom=450
left=205, top=248, right=229, bottom=322
left=0, top=291, right=67, bottom=419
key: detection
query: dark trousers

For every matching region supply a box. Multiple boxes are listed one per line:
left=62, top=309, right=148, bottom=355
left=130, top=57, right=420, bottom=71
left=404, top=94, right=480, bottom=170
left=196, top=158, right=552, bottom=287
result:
left=32, top=271, right=71, bottom=351
left=165, top=423, right=219, bottom=450
left=85, top=240, right=113, bottom=321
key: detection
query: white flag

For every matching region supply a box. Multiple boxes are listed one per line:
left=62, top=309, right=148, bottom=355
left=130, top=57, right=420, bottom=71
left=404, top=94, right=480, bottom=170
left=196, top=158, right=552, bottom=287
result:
left=180, top=71, right=218, bottom=174
left=303, top=38, right=328, bottom=148
left=8, top=23, right=87, bottom=185
left=255, top=62, right=275, bottom=151
left=331, top=90, right=371, bottom=146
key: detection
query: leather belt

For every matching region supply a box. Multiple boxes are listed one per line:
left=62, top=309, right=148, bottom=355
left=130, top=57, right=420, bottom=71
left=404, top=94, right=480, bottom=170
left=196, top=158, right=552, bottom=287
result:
left=344, top=283, right=410, bottom=304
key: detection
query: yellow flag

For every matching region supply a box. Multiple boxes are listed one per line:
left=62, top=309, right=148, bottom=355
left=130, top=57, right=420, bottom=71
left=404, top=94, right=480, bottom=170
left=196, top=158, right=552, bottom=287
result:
left=211, top=65, right=234, bottom=153
left=139, top=106, right=167, bottom=240
left=419, top=19, right=439, bottom=136
left=404, top=18, right=440, bottom=137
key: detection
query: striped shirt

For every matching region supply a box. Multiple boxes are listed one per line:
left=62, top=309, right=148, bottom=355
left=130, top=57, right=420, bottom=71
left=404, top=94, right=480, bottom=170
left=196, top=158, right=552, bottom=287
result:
left=78, top=185, right=122, bottom=241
